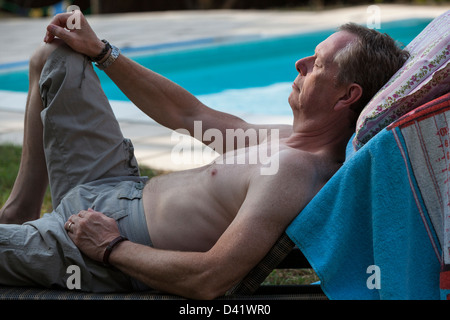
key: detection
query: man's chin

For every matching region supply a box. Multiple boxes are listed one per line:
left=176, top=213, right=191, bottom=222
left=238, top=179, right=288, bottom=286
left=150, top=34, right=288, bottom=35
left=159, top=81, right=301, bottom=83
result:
left=288, top=93, right=297, bottom=110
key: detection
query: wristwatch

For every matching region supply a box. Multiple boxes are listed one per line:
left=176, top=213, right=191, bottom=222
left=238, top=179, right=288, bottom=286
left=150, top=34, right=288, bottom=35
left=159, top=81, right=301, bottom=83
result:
left=95, top=43, right=120, bottom=70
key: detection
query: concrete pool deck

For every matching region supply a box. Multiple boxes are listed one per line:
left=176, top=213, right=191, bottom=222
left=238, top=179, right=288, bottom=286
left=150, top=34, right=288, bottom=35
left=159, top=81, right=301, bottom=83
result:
left=0, top=4, right=448, bottom=171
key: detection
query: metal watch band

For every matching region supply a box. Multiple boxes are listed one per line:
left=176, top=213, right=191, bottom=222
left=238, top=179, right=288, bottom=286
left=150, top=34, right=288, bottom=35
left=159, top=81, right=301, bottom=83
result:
left=95, top=44, right=120, bottom=70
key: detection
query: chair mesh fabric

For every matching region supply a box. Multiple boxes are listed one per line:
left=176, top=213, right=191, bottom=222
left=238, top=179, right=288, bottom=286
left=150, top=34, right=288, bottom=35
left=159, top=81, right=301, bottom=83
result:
left=226, top=233, right=295, bottom=295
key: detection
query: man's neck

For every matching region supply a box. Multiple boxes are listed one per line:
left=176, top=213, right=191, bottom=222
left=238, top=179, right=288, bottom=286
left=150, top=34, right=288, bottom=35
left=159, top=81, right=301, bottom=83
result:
left=286, top=119, right=354, bottom=163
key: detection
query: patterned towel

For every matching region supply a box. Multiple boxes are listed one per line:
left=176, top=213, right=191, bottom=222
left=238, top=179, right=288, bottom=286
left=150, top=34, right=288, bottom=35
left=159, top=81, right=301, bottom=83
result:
left=389, top=92, right=450, bottom=299
left=287, top=93, right=450, bottom=299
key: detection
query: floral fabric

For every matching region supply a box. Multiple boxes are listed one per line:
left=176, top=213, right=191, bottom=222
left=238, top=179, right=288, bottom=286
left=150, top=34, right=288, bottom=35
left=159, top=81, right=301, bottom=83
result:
left=353, top=11, right=450, bottom=150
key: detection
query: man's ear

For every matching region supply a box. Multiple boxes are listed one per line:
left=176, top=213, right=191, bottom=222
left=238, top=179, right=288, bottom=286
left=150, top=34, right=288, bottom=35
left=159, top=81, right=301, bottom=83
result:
left=334, top=83, right=362, bottom=111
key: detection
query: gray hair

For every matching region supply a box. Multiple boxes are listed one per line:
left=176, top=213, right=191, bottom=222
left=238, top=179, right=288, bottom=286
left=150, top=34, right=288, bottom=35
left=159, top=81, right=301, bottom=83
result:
left=333, top=23, right=410, bottom=116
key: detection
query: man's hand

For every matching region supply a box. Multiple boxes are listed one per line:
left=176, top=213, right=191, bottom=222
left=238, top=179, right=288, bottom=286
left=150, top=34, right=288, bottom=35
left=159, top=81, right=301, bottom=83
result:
left=44, top=10, right=105, bottom=58
left=64, top=208, right=121, bottom=262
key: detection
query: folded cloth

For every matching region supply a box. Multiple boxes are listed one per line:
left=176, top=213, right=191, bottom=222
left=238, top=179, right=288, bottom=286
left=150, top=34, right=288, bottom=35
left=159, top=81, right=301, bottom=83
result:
left=389, top=92, right=450, bottom=300
left=286, top=93, right=450, bottom=299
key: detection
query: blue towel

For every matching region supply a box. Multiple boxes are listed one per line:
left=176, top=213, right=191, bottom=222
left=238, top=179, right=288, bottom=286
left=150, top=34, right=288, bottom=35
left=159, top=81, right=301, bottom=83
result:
left=286, top=105, right=446, bottom=299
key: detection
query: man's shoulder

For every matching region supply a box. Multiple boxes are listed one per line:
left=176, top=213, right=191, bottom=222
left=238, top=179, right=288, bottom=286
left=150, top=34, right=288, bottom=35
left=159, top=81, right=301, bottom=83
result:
left=251, top=147, right=317, bottom=184
left=244, top=148, right=323, bottom=223
left=265, top=147, right=337, bottom=189
left=277, top=147, right=316, bottom=169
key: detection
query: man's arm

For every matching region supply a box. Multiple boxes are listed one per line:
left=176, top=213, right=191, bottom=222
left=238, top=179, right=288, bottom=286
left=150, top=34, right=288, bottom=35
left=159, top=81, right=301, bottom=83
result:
left=109, top=165, right=312, bottom=299
left=102, top=53, right=249, bottom=138
left=44, top=12, right=234, bottom=131
left=65, top=152, right=317, bottom=299
left=101, top=55, right=294, bottom=148
left=44, top=11, right=291, bottom=151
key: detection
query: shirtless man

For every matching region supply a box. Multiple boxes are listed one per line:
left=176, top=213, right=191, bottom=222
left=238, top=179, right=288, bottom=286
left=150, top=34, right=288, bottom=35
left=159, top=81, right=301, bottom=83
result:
left=0, top=12, right=409, bottom=299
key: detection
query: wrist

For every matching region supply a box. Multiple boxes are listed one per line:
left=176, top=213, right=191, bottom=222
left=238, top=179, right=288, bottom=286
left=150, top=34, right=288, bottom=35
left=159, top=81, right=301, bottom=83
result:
left=97, top=47, right=112, bottom=64
left=89, top=39, right=111, bottom=62
left=94, top=42, right=120, bottom=70
left=103, top=235, right=128, bottom=267
left=91, top=39, right=105, bottom=57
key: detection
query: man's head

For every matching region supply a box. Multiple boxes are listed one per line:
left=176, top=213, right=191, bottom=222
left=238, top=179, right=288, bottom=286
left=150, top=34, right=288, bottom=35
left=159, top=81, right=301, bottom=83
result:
left=334, top=23, right=410, bottom=116
left=290, top=23, right=409, bottom=129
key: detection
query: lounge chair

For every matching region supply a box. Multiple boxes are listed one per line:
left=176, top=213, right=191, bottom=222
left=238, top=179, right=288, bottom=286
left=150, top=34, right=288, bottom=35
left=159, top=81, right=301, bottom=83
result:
left=0, top=10, right=448, bottom=301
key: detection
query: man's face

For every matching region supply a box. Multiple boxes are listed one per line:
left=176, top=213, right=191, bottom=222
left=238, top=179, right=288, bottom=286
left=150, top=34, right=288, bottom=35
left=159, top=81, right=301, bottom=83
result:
left=288, top=31, right=357, bottom=123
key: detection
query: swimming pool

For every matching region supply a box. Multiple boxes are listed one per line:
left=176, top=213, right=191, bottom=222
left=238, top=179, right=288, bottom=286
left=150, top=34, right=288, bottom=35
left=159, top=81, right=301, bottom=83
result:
left=0, top=18, right=432, bottom=118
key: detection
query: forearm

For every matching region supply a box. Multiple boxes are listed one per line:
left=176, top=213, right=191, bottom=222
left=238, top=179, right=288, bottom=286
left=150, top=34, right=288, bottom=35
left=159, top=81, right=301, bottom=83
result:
left=45, top=11, right=251, bottom=144
left=65, top=210, right=229, bottom=299
left=104, top=54, right=204, bottom=131
left=45, top=12, right=204, bottom=132
left=109, top=241, right=227, bottom=299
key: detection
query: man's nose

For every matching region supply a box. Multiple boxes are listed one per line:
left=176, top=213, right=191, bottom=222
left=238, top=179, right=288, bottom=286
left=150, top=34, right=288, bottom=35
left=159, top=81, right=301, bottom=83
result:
left=295, top=57, right=311, bottom=76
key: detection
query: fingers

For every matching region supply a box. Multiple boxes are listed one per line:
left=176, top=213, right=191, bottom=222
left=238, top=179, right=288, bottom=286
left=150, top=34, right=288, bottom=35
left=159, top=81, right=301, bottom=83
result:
left=43, top=10, right=101, bottom=57
left=64, top=216, right=76, bottom=233
left=65, top=209, right=119, bottom=237
left=44, top=12, right=73, bottom=43
left=44, top=10, right=85, bottom=43
left=64, top=220, right=74, bottom=232
left=50, top=12, right=74, bottom=28
left=65, top=213, right=81, bottom=232
left=65, top=209, right=93, bottom=233
left=45, top=24, right=69, bottom=43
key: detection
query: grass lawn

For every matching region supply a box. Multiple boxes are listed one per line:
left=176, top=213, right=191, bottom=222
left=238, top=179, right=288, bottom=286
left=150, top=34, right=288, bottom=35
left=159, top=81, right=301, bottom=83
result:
left=0, top=144, right=26, bottom=209
left=0, top=143, right=162, bottom=215
left=0, top=143, right=318, bottom=286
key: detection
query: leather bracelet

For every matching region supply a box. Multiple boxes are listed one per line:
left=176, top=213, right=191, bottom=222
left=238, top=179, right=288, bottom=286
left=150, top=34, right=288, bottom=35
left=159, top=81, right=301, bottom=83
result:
left=90, top=39, right=111, bottom=62
left=103, top=235, right=128, bottom=267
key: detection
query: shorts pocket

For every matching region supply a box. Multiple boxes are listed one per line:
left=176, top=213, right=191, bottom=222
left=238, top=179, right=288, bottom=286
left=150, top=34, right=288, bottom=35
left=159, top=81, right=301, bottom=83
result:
left=107, top=210, right=129, bottom=221
left=117, top=181, right=145, bottom=201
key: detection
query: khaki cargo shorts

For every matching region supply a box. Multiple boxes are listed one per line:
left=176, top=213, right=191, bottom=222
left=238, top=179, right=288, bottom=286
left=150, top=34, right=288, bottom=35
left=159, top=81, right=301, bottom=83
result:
left=0, top=44, right=152, bottom=292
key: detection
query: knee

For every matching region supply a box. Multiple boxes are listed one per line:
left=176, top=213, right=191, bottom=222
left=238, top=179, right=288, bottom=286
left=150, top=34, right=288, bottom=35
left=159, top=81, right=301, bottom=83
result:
left=29, top=39, right=65, bottom=77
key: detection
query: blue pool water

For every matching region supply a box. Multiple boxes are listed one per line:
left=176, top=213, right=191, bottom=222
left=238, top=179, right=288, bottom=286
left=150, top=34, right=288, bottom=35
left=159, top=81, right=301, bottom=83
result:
left=0, top=18, right=432, bottom=116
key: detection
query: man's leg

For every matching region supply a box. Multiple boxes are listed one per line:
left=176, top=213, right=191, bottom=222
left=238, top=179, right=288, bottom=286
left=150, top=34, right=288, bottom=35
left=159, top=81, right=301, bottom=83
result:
left=0, top=43, right=144, bottom=291
left=0, top=42, right=62, bottom=224
left=0, top=197, right=136, bottom=291
left=1, top=40, right=140, bottom=223
left=39, top=42, right=140, bottom=209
